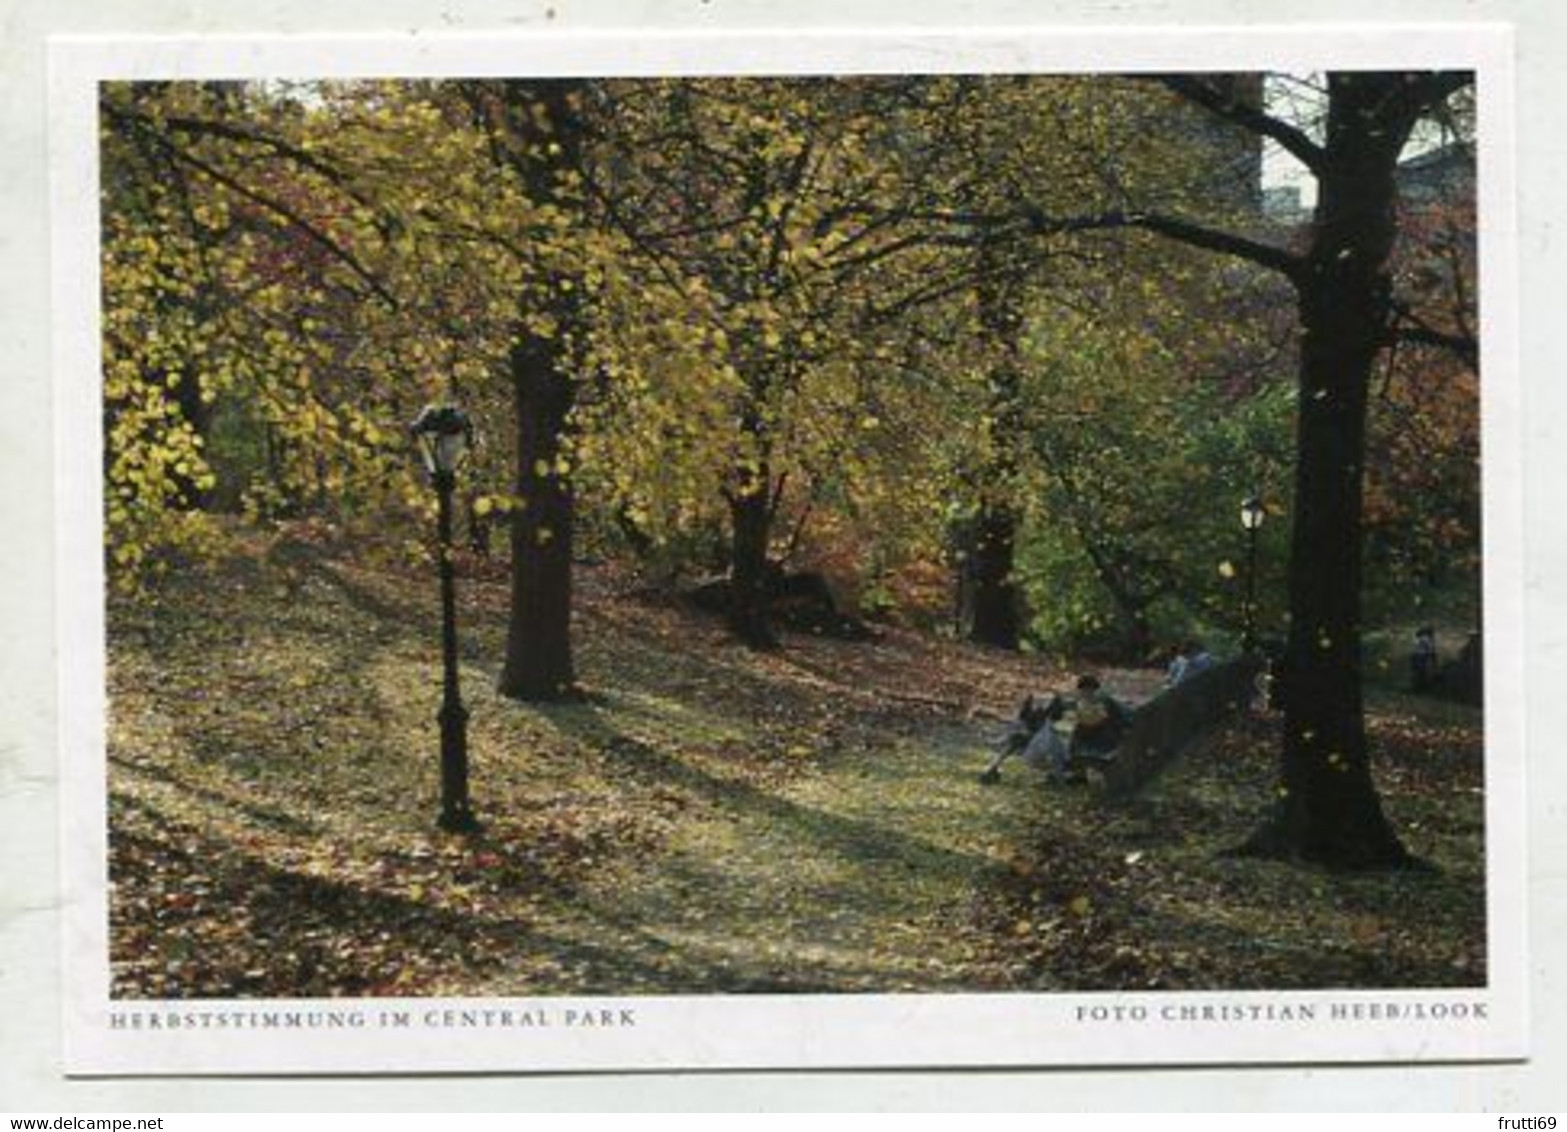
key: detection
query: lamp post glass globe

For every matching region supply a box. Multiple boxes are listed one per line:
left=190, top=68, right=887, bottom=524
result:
left=410, top=404, right=473, bottom=478
left=1240, top=494, right=1266, bottom=531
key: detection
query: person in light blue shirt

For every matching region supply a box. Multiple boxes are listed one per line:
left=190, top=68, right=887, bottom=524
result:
left=1166, top=639, right=1216, bottom=687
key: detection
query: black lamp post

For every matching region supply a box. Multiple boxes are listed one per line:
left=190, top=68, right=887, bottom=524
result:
left=410, top=403, right=479, bottom=834
left=1239, top=493, right=1266, bottom=653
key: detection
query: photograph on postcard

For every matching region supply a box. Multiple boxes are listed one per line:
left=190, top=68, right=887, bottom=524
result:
left=55, top=28, right=1522, bottom=1072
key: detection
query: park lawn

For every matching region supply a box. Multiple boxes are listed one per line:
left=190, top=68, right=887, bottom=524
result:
left=105, top=531, right=1486, bottom=997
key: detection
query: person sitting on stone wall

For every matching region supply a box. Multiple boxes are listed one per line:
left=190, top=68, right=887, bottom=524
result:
left=1064, top=672, right=1131, bottom=781
left=979, top=674, right=1131, bottom=786
left=1165, top=639, right=1216, bottom=688
left=979, top=693, right=1068, bottom=784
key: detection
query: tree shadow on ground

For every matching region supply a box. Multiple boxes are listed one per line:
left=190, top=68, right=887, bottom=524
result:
left=109, top=791, right=856, bottom=997
left=529, top=697, right=999, bottom=878
left=110, top=754, right=319, bottom=837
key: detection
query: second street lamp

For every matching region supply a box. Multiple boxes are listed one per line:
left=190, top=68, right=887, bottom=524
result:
left=1239, top=493, right=1266, bottom=654
left=410, top=403, right=480, bottom=834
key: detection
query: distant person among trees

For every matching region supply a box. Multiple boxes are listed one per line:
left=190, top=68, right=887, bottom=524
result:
left=1410, top=626, right=1439, bottom=694
left=1444, top=630, right=1483, bottom=705
left=1165, top=639, right=1216, bottom=687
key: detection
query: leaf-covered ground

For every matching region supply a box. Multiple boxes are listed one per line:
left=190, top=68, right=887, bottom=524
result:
left=106, top=534, right=1485, bottom=997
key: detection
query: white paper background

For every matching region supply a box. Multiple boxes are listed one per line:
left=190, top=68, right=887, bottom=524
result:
left=4, top=0, right=1565, bottom=1112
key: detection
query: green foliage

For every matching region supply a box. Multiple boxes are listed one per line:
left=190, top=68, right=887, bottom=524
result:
left=1003, top=256, right=1295, bottom=654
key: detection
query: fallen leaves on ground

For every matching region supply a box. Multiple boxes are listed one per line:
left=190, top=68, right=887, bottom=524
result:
left=107, top=533, right=1485, bottom=997
left=976, top=709, right=1486, bottom=990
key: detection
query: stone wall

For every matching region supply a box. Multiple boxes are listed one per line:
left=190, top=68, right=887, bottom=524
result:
left=1101, top=657, right=1263, bottom=799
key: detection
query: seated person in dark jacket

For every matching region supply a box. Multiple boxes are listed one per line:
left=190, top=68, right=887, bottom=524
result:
left=1066, top=672, right=1130, bottom=770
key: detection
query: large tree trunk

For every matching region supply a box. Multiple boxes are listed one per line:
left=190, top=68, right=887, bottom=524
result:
left=966, top=503, right=1021, bottom=649
left=965, top=234, right=1025, bottom=650
left=159, top=289, right=218, bottom=512
left=496, top=79, right=584, bottom=702
left=1110, top=596, right=1153, bottom=662
left=164, top=364, right=216, bottom=511
left=1238, top=74, right=1419, bottom=869
left=498, top=332, right=577, bottom=700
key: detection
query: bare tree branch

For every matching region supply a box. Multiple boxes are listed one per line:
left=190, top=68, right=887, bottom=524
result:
left=1156, top=75, right=1327, bottom=176
left=1114, top=210, right=1306, bottom=281
left=1388, top=301, right=1479, bottom=370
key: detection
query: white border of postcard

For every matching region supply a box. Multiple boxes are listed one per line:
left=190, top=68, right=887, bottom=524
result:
left=51, top=23, right=1525, bottom=1075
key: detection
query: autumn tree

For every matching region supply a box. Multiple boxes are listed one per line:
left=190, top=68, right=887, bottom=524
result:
left=1224, top=72, right=1474, bottom=867
left=99, top=82, right=423, bottom=578
left=931, top=71, right=1476, bottom=865
left=1366, top=129, right=1479, bottom=604
left=451, top=80, right=596, bottom=700
left=896, top=76, right=1268, bottom=651
left=572, top=77, right=965, bottom=647
left=100, top=79, right=620, bottom=705
left=1126, top=72, right=1475, bottom=867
